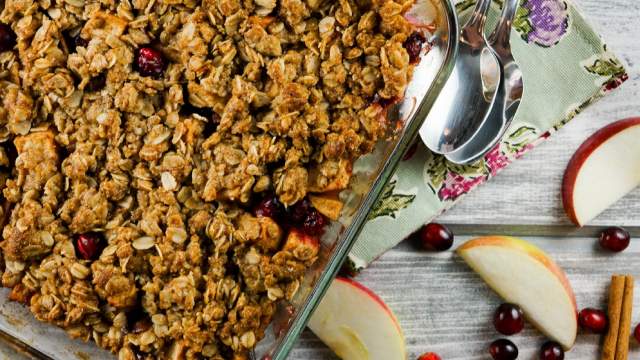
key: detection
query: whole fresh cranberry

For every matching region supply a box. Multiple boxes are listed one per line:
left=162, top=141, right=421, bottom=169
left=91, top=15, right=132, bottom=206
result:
left=578, top=308, right=608, bottom=333
left=599, top=226, right=630, bottom=252
left=489, top=339, right=518, bottom=360
left=634, top=323, right=640, bottom=343
left=136, top=47, right=165, bottom=77
left=0, top=24, right=17, bottom=52
left=493, top=303, right=525, bottom=335
left=76, top=233, right=102, bottom=260
left=418, top=222, right=454, bottom=251
left=403, top=31, right=427, bottom=63
left=540, top=341, right=564, bottom=360
left=418, top=352, right=441, bottom=360
left=254, top=195, right=285, bottom=221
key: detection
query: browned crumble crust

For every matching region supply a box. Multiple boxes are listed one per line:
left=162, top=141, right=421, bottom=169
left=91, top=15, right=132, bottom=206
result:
left=0, top=0, right=417, bottom=358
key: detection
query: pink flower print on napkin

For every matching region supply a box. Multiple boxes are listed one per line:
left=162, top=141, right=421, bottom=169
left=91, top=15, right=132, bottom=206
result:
left=484, top=144, right=512, bottom=176
left=437, top=172, right=487, bottom=202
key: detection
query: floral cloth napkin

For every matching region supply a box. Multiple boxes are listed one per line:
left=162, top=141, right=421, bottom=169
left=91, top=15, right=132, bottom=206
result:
left=348, top=0, right=628, bottom=270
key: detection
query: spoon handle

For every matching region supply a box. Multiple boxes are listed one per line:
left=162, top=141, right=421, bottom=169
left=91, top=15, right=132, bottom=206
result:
left=463, top=0, right=493, bottom=35
left=488, top=0, right=520, bottom=57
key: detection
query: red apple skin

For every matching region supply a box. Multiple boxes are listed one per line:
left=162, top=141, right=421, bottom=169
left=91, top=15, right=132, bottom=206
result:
left=562, top=117, right=640, bottom=226
left=334, top=277, right=403, bottom=335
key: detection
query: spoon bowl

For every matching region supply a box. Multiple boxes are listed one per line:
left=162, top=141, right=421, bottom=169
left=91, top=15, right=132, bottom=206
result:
left=445, top=0, right=524, bottom=164
left=419, top=0, right=501, bottom=154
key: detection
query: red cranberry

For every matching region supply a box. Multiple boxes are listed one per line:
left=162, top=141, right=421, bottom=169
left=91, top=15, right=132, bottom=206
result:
left=578, top=308, right=608, bottom=333
left=418, top=352, right=441, bottom=360
left=540, top=341, right=564, bottom=360
left=489, top=339, right=518, bottom=360
left=403, top=31, right=427, bottom=63
left=287, top=199, right=328, bottom=236
left=0, top=24, right=17, bottom=52
left=418, top=222, right=454, bottom=251
left=493, top=303, right=525, bottom=335
left=136, top=47, right=165, bottom=77
left=634, top=323, right=640, bottom=343
left=301, top=208, right=327, bottom=236
left=289, top=198, right=312, bottom=224
left=599, top=226, right=630, bottom=252
left=254, top=195, right=285, bottom=221
left=76, top=233, right=101, bottom=260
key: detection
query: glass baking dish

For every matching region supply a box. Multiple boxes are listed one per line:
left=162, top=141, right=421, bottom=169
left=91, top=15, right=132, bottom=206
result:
left=0, top=0, right=458, bottom=358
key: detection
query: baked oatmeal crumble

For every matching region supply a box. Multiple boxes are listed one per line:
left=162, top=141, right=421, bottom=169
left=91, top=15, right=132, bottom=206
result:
left=0, top=0, right=421, bottom=357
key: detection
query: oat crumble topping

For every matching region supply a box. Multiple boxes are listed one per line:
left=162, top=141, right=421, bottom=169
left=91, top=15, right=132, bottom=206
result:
left=0, top=0, right=421, bottom=357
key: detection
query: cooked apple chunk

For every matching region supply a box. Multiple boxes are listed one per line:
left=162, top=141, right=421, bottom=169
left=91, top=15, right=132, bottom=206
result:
left=308, top=193, right=343, bottom=221
left=283, top=228, right=319, bottom=261
left=308, top=159, right=352, bottom=193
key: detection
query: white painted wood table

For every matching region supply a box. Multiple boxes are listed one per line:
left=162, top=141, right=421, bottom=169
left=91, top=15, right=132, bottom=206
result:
left=290, top=0, right=640, bottom=358
left=1, top=1, right=637, bottom=359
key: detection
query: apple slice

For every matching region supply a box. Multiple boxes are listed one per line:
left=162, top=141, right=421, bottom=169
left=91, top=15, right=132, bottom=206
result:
left=562, top=118, right=640, bottom=226
left=308, top=277, right=406, bottom=360
left=457, top=236, right=577, bottom=350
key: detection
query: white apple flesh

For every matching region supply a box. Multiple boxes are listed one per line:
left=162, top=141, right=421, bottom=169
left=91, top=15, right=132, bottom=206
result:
left=563, top=118, right=640, bottom=226
left=308, top=277, right=406, bottom=360
left=458, top=236, right=577, bottom=350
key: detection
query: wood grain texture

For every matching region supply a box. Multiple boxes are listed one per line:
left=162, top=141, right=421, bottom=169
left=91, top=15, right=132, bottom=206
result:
left=292, top=237, right=640, bottom=359
left=291, top=0, right=640, bottom=359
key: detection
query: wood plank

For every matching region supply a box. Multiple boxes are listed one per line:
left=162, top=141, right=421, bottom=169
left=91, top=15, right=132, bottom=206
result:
left=292, top=235, right=640, bottom=359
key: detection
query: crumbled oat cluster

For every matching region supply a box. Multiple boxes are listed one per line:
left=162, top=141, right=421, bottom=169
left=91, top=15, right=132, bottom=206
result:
left=0, top=0, right=420, bottom=358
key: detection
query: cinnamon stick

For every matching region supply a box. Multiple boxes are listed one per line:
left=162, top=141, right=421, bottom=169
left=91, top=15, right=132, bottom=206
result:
left=602, top=275, right=625, bottom=360
left=615, top=275, right=633, bottom=360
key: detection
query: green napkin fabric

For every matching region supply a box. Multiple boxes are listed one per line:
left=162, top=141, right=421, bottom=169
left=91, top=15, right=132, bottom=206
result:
left=348, top=0, right=628, bottom=270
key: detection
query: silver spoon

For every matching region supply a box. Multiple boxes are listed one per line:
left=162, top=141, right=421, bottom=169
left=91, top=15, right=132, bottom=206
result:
left=419, top=0, right=501, bottom=154
left=445, top=0, right=523, bottom=165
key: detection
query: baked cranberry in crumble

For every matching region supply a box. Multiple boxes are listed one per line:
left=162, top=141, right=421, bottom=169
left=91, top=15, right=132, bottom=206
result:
left=254, top=195, right=286, bottom=221
left=0, top=24, right=16, bottom=52
left=135, top=47, right=165, bottom=77
left=404, top=31, right=427, bottom=64
left=75, top=233, right=101, bottom=260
